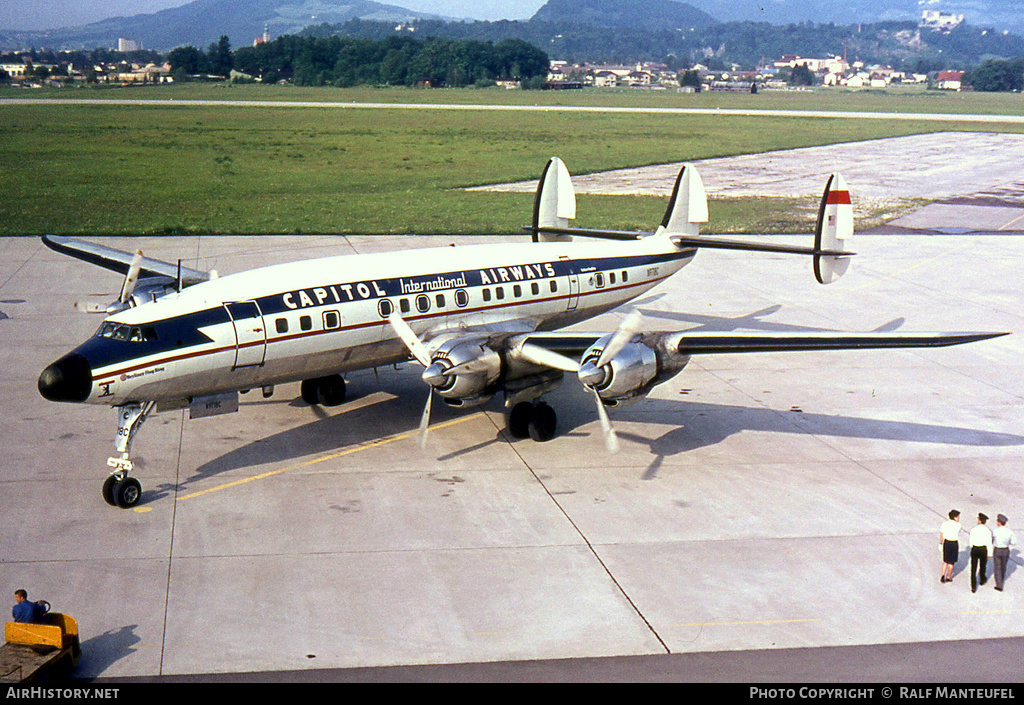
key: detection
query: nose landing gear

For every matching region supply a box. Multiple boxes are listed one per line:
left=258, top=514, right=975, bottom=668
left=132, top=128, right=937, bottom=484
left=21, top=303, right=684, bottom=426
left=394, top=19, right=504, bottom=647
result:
left=103, top=401, right=154, bottom=508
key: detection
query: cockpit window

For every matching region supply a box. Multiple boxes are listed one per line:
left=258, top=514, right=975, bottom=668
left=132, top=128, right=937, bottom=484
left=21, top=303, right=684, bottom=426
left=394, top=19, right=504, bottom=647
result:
left=96, top=322, right=158, bottom=342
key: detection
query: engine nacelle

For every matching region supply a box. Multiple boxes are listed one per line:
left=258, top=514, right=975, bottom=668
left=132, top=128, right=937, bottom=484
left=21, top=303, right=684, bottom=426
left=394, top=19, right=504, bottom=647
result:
left=422, top=337, right=502, bottom=408
left=578, top=335, right=690, bottom=407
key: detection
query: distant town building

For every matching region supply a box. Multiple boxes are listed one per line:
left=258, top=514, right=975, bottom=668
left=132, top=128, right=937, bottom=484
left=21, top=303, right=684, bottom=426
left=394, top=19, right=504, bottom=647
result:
left=921, top=10, right=965, bottom=31
left=253, top=26, right=270, bottom=47
left=118, top=38, right=140, bottom=52
left=936, top=70, right=965, bottom=90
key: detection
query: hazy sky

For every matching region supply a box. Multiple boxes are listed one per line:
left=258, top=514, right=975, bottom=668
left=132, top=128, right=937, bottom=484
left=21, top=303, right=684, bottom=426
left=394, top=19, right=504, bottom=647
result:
left=1, top=0, right=548, bottom=31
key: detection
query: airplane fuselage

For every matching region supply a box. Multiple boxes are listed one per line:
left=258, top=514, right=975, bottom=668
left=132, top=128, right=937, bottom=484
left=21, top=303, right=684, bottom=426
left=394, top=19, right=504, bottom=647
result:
left=43, top=236, right=695, bottom=409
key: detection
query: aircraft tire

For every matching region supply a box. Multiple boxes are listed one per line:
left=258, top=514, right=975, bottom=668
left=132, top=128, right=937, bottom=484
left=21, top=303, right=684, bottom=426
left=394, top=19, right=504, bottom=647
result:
left=315, top=375, right=347, bottom=406
left=113, top=477, right=142, bottom=509
left=102, top=475, right=118, bottom=506
left=528, top=403, right=557, bottom=442
left=507, top=402, right=533, bottom=439
left=300, top=379, right=319, bottom=405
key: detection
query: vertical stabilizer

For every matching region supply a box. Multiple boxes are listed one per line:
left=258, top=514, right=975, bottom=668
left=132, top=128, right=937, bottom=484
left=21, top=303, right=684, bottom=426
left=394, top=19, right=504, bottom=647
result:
left=659, top=163, right=708, bottom=238
left=532, top=157, right=577, bottom=242
left=813, top=173, right=854, bottom=284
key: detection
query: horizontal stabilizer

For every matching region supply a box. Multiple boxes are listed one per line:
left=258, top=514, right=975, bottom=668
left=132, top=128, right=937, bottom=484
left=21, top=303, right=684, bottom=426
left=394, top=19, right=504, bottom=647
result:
left=664, top=331, right=1009, bottom=355
left=531, top=157, right=577, bottom=243
left=42, top=235, right=209, bottom=287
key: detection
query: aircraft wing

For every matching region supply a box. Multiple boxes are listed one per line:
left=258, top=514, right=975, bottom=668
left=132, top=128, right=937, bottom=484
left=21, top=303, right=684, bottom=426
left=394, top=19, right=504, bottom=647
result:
left=42, top=235, right=210, bottom=287
left=521, top=330, right=1008, bottom=359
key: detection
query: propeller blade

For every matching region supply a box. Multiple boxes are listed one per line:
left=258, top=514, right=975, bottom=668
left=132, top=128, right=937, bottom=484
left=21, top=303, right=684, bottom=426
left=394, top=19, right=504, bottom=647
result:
left=517, top=342, right=581, bottom=372
left=418, top=389, right=432, bottom=449
left=596, top=310, right=643, bottom=368
left=119, top=250, right=144, bottom=304
left=387, top=313, right=431, bottom=366
left=590, top=388, right=619, bottom=453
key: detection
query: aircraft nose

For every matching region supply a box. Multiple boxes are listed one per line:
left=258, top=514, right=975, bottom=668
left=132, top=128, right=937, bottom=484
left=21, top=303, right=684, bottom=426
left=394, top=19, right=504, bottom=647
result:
left=38, top=353, right=93, bottom=402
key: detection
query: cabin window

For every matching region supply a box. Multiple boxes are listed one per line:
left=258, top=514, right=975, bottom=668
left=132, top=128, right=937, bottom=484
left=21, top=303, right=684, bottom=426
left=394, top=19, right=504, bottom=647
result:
left=622, top=270, right=628, bottom=282
left=495, top=286, right=505, bottom=300
left=482, top=289, right=491, bottom=302
left=531, top=282, right=539, bottom=296
left=455, top=289, right=469, bottom=308
left=435, top=293, right=445, bottom=308
left=400, top=298, right=410, bottom=314
left=595, top=273, right=605, bottom=288
left=323, top=310, right=340, bottom=329
left=609, top=272, right=616, bottom=285
left=275, top=318, right=289, bottom=334
left=513, top=284, right=522, bottom=298
left=300, top=315, right=312, bottom=331
left=550, top=281, right=558, bottom=293
left=378, top=300, right=394, bottom=318
left=415, top=294, right=430, bottom=313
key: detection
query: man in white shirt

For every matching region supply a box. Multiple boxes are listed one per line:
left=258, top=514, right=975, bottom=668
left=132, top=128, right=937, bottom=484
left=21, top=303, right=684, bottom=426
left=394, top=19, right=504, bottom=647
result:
left=939, top=509, right=962, bottom=584
left=969, top=513, right=994, bottom=593
left=992, top=514, right=1018, bottom=592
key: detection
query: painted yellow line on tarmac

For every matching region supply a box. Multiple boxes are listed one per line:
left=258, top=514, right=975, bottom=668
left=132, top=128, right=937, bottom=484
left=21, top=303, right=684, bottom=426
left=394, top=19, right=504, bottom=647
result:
left=175, top=413, right=485, bottom=503
left=999, top=212, right=1024, bottom=230
left=826, top=240, right=975, bottom=296
left=675, top=617, right=820, bottom=627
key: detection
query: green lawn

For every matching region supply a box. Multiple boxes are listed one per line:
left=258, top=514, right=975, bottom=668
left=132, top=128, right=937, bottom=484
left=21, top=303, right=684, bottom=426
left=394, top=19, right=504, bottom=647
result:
left=1, top=83, right=1021, bottom=236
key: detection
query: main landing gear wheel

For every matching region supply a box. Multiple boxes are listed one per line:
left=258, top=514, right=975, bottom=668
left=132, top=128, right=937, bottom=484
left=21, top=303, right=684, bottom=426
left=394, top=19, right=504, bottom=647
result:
left=507, top=401, right=557, bottom=442
left=300, top=375, right=347, bottom=406
left=103, top=475, right=142, bottom=508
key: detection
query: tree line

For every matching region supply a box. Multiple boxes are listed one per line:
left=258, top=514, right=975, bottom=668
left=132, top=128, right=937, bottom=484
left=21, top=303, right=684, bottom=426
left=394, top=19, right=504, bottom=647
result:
left=167, top=34, right=550, bottom=88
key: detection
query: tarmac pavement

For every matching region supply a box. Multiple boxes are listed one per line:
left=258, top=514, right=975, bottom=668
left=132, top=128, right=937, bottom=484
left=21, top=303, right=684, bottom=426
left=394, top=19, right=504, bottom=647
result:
left=1, top=222, right=1022, bottom=681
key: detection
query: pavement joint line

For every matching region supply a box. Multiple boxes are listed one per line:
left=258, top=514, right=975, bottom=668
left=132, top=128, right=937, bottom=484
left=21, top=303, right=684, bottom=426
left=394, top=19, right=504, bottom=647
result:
left=961, top=609, right=1024, bottom=615
left=675, top=618, right=821, bottom=627
left=173, top=412, right=484, bottom=502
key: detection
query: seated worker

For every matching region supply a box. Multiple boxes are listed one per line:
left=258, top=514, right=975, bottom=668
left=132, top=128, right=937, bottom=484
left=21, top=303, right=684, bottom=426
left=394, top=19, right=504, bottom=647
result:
left=12, top=589, right=46, bottom=624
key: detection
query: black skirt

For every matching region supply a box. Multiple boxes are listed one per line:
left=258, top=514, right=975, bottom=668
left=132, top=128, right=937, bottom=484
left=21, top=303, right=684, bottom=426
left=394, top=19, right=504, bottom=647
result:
left=943, top=539, right=959, bottom=564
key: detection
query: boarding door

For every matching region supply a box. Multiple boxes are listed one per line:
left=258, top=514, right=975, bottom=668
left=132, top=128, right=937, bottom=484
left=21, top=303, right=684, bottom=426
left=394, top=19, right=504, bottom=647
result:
left=225, top=301, right=267, bottom=368
left=560, top=256, right=579, bottom=311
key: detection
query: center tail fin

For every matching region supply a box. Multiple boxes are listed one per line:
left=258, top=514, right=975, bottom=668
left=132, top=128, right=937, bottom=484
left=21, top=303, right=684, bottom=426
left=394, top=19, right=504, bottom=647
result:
left=531, top=156, right=577, bottom=242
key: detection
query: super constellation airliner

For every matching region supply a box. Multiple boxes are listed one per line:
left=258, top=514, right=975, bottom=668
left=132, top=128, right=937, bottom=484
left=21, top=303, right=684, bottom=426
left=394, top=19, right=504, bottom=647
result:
left=38, top=158, right=1006, bottom=508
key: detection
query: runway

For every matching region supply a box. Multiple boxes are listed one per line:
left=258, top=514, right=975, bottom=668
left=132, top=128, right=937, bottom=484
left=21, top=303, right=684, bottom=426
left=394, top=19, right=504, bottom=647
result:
left=2, top=219, right=1022, bottom=680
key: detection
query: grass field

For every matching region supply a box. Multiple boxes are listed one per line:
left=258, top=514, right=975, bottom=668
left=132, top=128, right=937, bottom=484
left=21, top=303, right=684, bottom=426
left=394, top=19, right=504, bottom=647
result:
left=2, top=83, right=1023, bottom=236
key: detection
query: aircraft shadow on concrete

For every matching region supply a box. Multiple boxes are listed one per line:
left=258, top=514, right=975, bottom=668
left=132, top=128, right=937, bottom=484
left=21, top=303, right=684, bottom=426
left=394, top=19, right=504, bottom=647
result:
left=156, top=307, right=1020, bottom=497
left=168, top=378, right=1024, bottom=494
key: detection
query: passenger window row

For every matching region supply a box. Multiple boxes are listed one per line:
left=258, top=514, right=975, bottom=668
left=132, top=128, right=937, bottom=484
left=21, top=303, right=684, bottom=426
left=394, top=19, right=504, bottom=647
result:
left=269, top=268, right=631, bottom=328
left=274, top=310, right=341, bottom=335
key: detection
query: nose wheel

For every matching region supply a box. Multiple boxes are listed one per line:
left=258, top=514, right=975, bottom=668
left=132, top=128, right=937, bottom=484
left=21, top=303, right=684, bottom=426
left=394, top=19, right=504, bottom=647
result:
left=102, top=472, right=142, bottom=508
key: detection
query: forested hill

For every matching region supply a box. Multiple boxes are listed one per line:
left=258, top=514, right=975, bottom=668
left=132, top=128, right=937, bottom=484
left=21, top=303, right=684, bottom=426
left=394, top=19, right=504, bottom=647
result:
left=315, top=16, right=1024, bottom=70
left=531, top=0, right=716, bottom=31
